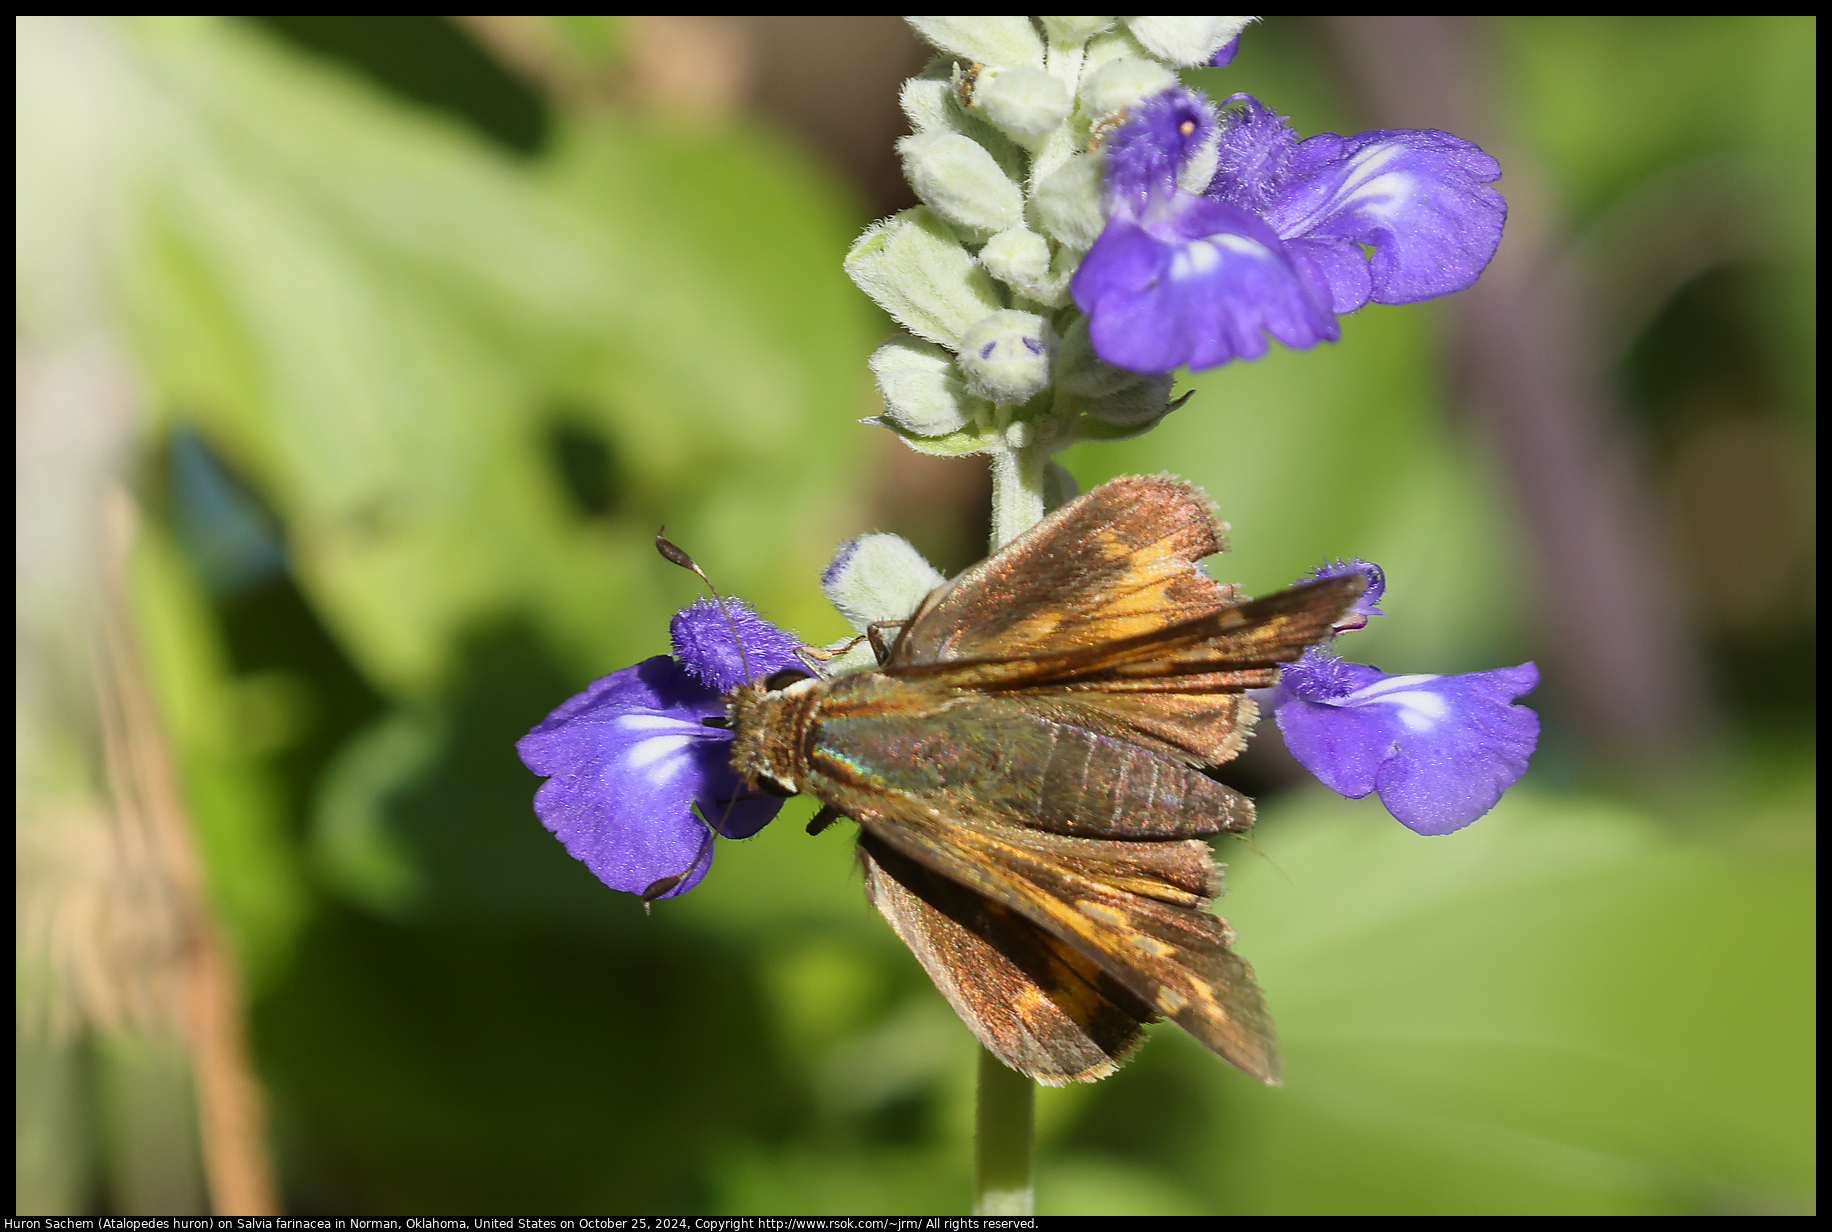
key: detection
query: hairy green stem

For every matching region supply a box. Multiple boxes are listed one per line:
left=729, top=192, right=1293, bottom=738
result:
left=989, top=443, right=1047, bottom=550
left=975, top=436, right=1050, bottom=1215
left=973, top=1048, right=1036, bottom=1215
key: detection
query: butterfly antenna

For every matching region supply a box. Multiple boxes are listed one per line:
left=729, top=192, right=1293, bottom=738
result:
left=1232, top=831, right=1294, bottom=887
left=656, top=528, right=754, bottom=684
left=639, top=817, right=718, bottom=915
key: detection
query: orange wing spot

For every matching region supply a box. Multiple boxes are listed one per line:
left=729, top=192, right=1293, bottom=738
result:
left=1079, top=901, right=1128, bottom=928
left=1095, top=528, right=1133, bottom=560
left=1006, top=611, right=1067, bottom=646
left=1013, top=985, right=1051, bottom=1014
left=1156, top=987, right=1189, bottom=1014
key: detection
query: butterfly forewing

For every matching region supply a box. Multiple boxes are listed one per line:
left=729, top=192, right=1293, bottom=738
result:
left=891, top=475, right=1243, bottom=667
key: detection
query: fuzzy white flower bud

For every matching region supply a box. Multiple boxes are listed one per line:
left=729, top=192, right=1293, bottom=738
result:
left=957, top=310, right=1056, bottom=406
left=898, top=132, right=1024, bottom=237
left=1124, top=16, right=1256, bottom=69
left=971, top=64, right=1072, bottom=146
left=869, top=336, right=984, bottom=437
left=1033, top=152, right=1107, bottom=251
left=1032, top=242, right=1081, bottom=308
left=1039, top=16, right=1115, bottom=46
left=845, top=207, right=1003, bottom=350
left=900, top=73, right=955, bottom=133
left=979, top=227, right=1051, bottom=290
left=906, top=16, right=1043, bottom=69
left=1176, top=120, right=1222, bottom=195
left=822, top=533, right=947, bottom=633
left=1079, top=55, right=1178, bottom=124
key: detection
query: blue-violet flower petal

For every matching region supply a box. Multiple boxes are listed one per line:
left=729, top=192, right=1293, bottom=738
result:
left=671, top=596, right=803, bottom=694
left=1274, top=649, right=1539, bottom=836
left=517, top=603, right=803, bottom=900
left=1075, top=87, right=1505, bottom=374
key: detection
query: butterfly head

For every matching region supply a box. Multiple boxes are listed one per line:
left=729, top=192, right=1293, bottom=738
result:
left=724, top=668, right=821, bottom=798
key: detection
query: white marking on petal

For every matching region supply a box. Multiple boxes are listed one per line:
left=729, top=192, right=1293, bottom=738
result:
left=1368, top=689, right=1450, bottom=733
left=1280, top=141, right=1417, bottom=237
left=625, top=734, right=696, bottom=774
left=1350, top=673, right=1439, bottom=699
left=1211, top=232, right=1270, bottom=257
left=1339, top=171, right=1414, bottom=223
left=1171, top=239, right=1222, bottom=280
left=1342, top=141, right=1405, bottom=182
left=613, top=713, right=704, bottom=735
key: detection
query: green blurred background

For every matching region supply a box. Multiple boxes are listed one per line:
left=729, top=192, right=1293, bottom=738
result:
left=16, top=16, right=1813, bottom=1216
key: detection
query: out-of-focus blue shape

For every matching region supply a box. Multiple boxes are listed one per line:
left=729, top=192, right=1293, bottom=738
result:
left=168, top=427, right=287, bottom=596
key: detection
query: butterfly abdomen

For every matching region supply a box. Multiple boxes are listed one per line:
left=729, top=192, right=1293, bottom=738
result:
left=1018, top=716, right=1254, bottom=838
left=806, top=682, right=1253, bottom=841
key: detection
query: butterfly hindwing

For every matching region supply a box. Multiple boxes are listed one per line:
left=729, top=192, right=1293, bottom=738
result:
left=836, top=787, right=1281, bottom=1085
left=860, top=836, right=1154, bottom=1085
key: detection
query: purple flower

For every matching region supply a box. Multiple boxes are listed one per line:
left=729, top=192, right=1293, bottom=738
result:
left=1273, top=648, right=1540, bottom=836
left=515, top=600, right=803, bottom=901
left=1072, top=88, right=1505, bottom=373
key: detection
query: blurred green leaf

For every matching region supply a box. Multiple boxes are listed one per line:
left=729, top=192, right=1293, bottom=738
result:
left=117, top=15, right=872, bottom=700
left=1192, top=789, right=1815, bottom=1214
left=308, top=708, right=439, bottom=917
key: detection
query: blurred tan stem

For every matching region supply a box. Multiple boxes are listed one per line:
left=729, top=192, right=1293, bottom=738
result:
left=98, top=491, right=281, bottom=1216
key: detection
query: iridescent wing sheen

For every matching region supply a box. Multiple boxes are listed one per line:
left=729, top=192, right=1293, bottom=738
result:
left=874, top=473, right=1362, bottom=765
left=809, top=678, right=1255, bottom=839
left=887, top=574, right=1366, bottom=688
left=871, top=573, right=1363, bottom=767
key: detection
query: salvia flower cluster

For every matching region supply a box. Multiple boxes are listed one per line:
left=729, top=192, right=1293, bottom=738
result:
left=846, top=15, right=1504, bottom=542
left=518, top=16, right=1535, bottom=904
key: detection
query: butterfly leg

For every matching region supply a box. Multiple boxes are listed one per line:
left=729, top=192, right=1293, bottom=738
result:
left=867, top=620, right=909, bottom=664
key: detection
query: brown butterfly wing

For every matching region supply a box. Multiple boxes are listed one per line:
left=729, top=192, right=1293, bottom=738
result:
left=883, top=575, right=1365, bottom=768
left=833, top=784, right=1281, bottom=1085
left=878, top=473, right=1362, bottom=766
left=891, top=474, right=1242, bottom=667
left=860, top=836, right=1155, bottom=1085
